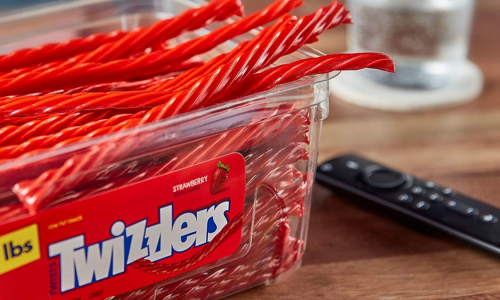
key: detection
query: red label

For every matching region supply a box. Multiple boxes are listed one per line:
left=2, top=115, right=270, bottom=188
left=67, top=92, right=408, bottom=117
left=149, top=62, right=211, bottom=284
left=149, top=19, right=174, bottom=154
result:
left=0, top=153, right=245, bottom=300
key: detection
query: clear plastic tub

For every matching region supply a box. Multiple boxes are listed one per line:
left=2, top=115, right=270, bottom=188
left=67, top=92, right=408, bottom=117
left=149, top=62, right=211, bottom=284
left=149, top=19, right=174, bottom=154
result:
left=0, top=0, right=333, bottom=299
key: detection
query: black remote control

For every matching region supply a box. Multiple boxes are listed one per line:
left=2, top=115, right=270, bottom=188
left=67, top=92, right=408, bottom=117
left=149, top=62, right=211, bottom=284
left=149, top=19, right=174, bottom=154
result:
left=316, top=154, right=500, bottom=255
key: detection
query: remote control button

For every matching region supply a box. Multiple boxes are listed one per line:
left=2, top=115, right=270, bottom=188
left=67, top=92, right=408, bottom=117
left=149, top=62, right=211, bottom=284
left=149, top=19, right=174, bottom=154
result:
left=346, top=161, right=360, bottom=170
left=425, top=181, right=437, bottom=189
left=442, top=188, right=456, bottom=196
left=428, top=193, right=444, bottom=202
left=413, top=200, right=430, bottom=211
left=480, top=214, right=498, bottom=224
left=320, top=163, right=333, bottom=172
left=397, top=194, right=412, bottom=203
left=446, top=200, right=479, bottom=217
left=362, top=166, right=407, bottom=189
left=411, top=186, right=426, bottom=195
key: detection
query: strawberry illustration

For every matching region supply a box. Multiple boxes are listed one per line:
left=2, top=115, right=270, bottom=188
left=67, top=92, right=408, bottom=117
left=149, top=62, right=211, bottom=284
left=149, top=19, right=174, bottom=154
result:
left=210, top=161, right=231, bottom=194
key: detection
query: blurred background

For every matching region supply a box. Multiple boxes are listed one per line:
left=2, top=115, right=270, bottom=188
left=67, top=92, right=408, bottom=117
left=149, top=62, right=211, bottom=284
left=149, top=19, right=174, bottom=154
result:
left=0, top=0, right=64, bottom=11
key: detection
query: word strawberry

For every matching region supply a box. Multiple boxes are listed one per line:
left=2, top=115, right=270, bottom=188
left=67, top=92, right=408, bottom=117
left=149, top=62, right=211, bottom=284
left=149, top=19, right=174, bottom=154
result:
left=211, top=161, right=231, bottom=194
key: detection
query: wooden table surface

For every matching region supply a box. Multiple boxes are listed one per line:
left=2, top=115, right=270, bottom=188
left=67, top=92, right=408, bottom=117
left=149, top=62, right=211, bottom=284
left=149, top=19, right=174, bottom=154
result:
left=231, top=0, right=500, bottom=299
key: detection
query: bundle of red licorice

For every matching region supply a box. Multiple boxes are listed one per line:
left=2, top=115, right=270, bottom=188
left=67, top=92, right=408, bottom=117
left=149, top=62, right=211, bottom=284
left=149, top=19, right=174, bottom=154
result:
left=0, top=0, right=393, bottom=299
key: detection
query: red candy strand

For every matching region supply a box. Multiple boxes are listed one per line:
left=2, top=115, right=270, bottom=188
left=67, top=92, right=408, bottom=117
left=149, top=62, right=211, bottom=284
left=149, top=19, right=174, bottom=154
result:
left=0, top=1, right=350, bottom=119
left=0, top=31, right=127, bottom=73
left=0, top=0, right=242, bottom=78
left=0, top=52, right=392, bottom=161
left=0, top=0, right=301, bottom=97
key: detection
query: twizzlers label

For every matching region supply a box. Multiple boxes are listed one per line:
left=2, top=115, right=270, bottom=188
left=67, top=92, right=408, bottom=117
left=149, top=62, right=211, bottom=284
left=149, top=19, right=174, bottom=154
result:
left=0, top=153, right=246, bottom=300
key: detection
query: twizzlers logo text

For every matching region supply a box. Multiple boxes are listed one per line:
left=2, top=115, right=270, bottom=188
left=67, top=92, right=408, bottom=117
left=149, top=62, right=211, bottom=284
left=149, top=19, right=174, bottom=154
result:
left=47, top=158, right=240, bottom=294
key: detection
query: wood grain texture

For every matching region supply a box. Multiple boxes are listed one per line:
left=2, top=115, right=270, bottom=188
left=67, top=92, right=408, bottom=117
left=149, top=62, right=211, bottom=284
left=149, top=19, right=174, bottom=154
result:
left=229, top=0, right=500, bottom=299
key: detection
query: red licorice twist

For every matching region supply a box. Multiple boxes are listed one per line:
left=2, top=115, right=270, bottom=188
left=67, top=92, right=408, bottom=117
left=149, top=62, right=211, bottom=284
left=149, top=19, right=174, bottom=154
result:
left=0, top=52, right=393, bottom=161
left=212, top=52, right=396, bottom=104
left=74, top=0, right=244, bottom=65
left=54, top=105, right=303, bottom=188
left=152, top=0, right=353, bottom=93
left=162, top=0, right=353, bottom=114
left=0, top=112, right=149, bottom=149
left=0, top=53, right=201, bottom=111
left=0, top=111, right=117, bottom=147
left=32, top=108, right=308, bottom=211
left=0, top=52, right=393, bottom=216
left=0, top=19, right=282, bottom=117
left=0, top=20, right=364, bottom=158
left=0, top=31, right=127, bottom=73
left=0, top=58, right=205, bottom=147
left=9, top=52, right=393, bottom=213
left=13, top=105, right=308, bottom=211
left=0, top=0, right=348, bottom=151
left=244, top=142, right=309, bottom=179
left=0, top=0, right=301, bottom=97
left=0, top=0, right=242, bottom=81
left=0, top=115, right=45, bottom=127
left=53, top=73, right=173, bottom=94
left=149, top=14, right=297, bottom=92
left=0, top=56, right=277, bottom=157
left=0, top=201, right=27, bottom=223
left=0, top=0, right=349, bottom=116
left=48, top=57, right=204, bottom=95
left=0, top=57, right=203, bottom=112
left=0, top=0, right=241, bottom=80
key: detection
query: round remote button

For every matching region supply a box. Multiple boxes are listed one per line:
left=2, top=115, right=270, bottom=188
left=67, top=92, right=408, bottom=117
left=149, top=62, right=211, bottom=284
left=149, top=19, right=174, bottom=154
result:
left=425, top=181, right=437, bottom=189
left=414, top=200, right=430, bottom=211
left=346, top=160, right=360, bottom=170
left=398, top=194, right=412, bottom=203
left=411, top=186, right=426, bottom=195
left=428, top=193, right=444, bottom=202
left=361, top=166, right=408, bottom=189
left=480, top=214, right=498, bottom=224
left=443, top=188, right=456, bottom=196
left=320, top=163, right=333, bottom=172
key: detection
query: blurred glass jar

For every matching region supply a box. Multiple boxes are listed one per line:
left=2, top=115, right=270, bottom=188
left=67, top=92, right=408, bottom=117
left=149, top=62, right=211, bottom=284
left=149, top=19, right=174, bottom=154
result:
left=347, top=0, right=475, bottom=89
